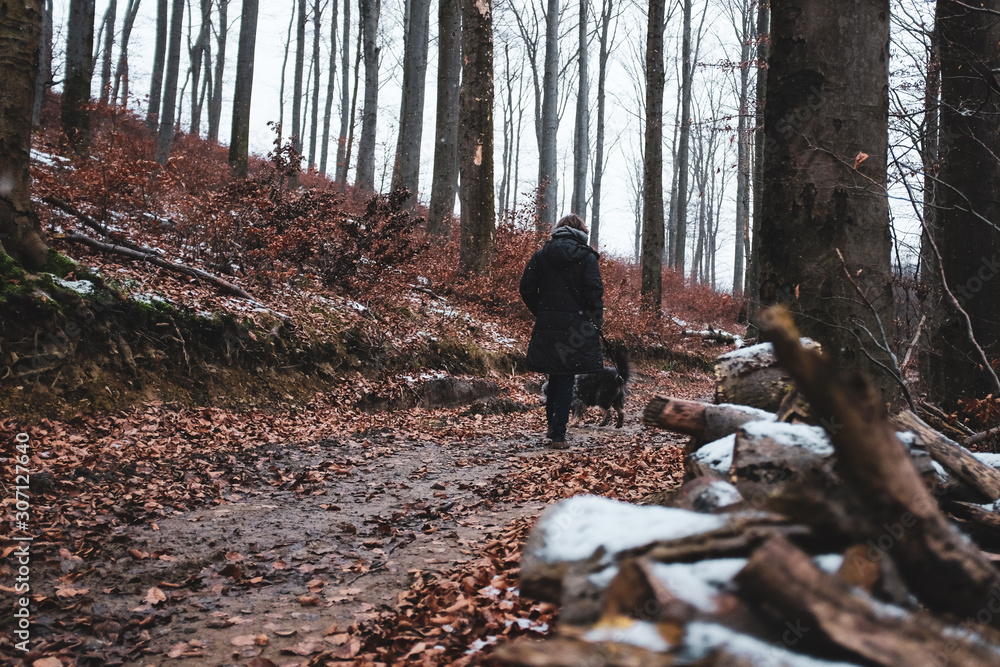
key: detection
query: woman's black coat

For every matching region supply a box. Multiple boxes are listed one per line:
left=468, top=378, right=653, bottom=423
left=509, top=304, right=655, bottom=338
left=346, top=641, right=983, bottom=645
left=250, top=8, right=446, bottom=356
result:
left=519, top=227, right=604, bottom=375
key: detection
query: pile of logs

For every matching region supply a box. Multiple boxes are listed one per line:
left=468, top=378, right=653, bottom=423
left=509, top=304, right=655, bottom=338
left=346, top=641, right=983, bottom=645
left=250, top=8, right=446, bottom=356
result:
left=495, top=307, right=1000, bottom=667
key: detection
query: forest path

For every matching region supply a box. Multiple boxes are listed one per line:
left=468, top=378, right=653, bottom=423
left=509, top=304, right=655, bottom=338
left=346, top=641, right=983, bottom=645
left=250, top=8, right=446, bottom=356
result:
left=18, top=365, right=708, bottom=666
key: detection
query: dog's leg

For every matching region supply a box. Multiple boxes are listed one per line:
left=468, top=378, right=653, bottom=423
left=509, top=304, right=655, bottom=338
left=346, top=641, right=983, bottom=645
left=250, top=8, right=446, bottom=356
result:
left=599, top=408, right=612, bottom=426
left=615, top=406, right=624, bottom=428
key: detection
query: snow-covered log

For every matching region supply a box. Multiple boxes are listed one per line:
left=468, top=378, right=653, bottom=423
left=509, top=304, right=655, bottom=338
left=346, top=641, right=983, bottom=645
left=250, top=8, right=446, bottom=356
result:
left=714, top=338, right=820, bottom=411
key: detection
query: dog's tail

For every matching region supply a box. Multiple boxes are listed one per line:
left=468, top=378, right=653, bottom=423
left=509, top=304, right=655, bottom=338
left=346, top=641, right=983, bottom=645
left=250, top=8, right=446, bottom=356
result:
left=612, top=347, right=631, bottom=385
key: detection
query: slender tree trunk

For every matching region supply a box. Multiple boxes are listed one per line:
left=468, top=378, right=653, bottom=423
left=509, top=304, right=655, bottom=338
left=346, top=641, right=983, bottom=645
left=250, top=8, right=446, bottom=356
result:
left=147, top=0, right=168, bottom=128
left=289, top=0, right=307, bottom=185
left=206, top=0, right=227, bottom=142
left=427, top=0, right=462, bottom=237
left=0, top=0, right=49, bottom=269
left=746, top=0, right=768, bottom=314
left=760, top=0, right=895, bottom=400
left=391, top=0, right=431, bottom=208
left=189, top=0, right=211, bottom=135
left=733, top=0, right=753, bottom=296
left=590, top=0, right=612, bottom=251
left=641, top=0, right=666, bottom=309
left=459, top=0, right=495, bottom=273
left=155, top=0, right=184, bottom=164
left=32, top=0, right=53, bottom=126
left=919, top=23, right=940, bottom=283
left=929, top=0, right=1000, bottom=401
left=335, top=0, right=352, bottom=185
left=320, top=0, right=338, bottom=175
left=111, top=0, right=141, bottom=106
left=355, top=0, right=380, bottom=191
left=228, top=0, right=258, bottom=178
left=537, top=0, right=560, bottom=229
left=673, top=0, right=693, bottom=277
left=308, top=0, right=322, bottom=170
left=571, top=0, right=589, bottom=219
left=98, top=0, right=117, bottom=104
left=61, top=0, right=96, bottom=146
left=499, top=43, right=513, bottom=214
left=278, top=3, right=295, bottom=143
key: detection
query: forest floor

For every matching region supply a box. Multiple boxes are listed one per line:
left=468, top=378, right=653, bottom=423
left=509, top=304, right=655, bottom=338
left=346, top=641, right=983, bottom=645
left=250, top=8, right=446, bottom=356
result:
left=2, top=361, right=712, bottom=667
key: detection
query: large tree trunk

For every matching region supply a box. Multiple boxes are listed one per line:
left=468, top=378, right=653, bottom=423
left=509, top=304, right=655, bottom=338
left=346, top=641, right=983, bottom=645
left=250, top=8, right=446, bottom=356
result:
left=458, top=0, right=495, bottom=274
left=61, top=0, right=96, bottom=146
left=570, top=0, right=588, bottom=220
left=672, top=0, right=693, bottom=277
left=111, top=0, right=141, bottom=106
left=536, top=0, right=559, bottom=229
left=32, top=0, right=53, bottom=126
left=146, top=0, right=168, bottom=129
left=98, top=0, right=116, bottom=104
left=334, top=0, right=352, bottom=186
left=928, top=1, right=1000, bottom=402
left=355, top=0, right=380, bottom=191
left=154, top=0, right=184, bottom=165
left=391, top=0, right=431, bottom=208
left=207, top=0, right=228, bottom=143
left=641, top=0, right=666, bottom=310
left=228, top=0, right=259, bottom=178
left=758, top=0, right=896, bottom=400
left=589, top=0, right=612, bottom=251
left=0, top=0, right=48, bottom=270
left=426, top=0, right=462, bottom=238
left=319, top=0, right=338, bottom=176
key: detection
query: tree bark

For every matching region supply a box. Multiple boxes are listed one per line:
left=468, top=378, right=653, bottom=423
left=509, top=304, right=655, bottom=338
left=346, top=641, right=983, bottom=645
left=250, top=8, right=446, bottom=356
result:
left=672, top=0, right=693, bottom=277
left=928, top=0, right=1000, bottom=401
left=98, top=0, right=117, bottom=104
left=111, top=0, right=141, bottom=106
left=733, top=0, right=753, bottom=296
left=61, top=0, right=96, bottom=147
left=426, top=0, right=462, bottom=238
left=589, top=0, right=612, bottom=250
left=207, top=0, right=228, bottom=143
left=641, top=0, right=666, bottom=310
left=570, top=0, right=588, bottom=220
left=391, top=0, right=431, bottom=208
left=355, top=0, right=380, bottom=191
left=154, top=0, right=184, bottom=165
left=746, top=1, right=768, bottom=315
left=146, top=0, right=169, bottom=129
left=758, top=0, right=896, bottom=400
left=0, top=0, right=48, bottom=270
left=536, top=0, right=559, bottom=229
left=32, top=0, right=53, bottom=126
left=228, top=0, right=259, bottom=178
left=188, top=0, right=212, bottom=135
left=289, top=0, right=307, bottom=186
left=334, top=0, right=352, bottom=185
left=458, top=0, right=495, bottom=274
left=308, top=0, right=322, bottom=170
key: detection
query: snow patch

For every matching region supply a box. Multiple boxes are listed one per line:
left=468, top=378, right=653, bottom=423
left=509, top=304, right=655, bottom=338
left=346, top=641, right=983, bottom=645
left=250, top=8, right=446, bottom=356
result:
left=52, top=276, right=93, bottom=296
left=740, top=421, right=834, bottom=456
left=584, top=619, right=673, bottom=652
left=682, top=622, right=862, bottom=666
left=649, top=559, right=747, bottom=612
left=690, top=434, right=736, bottom=474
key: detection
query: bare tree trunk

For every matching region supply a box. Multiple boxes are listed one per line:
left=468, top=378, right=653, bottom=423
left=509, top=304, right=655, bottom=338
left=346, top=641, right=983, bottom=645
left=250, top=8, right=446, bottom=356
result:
left=155, top=0, right=184, bottom=164
left=228, top=0, right=258, bottom=178
left=427, top=0, right=462, bottom=238
left=319, top=0, right=338, bottom=175
left=289, top=0, right=307, bottom=186
left=32, top=0, right=53, bottom=126
left=589, top=0, right=612, bottom=251
left=189, top=0, right=212, bottom=135
left=733, top=0, right=753, bottom=296
left=334, top=0, right=352, bottom=185
left=746, top=0, right=768, bottom=314
left=459, top=0, right=495, bottom=273
left=672, top=0, right=693, bottom=277
left=278, top=2, right=295, bottom=143
left=0, top=0, right=49, bottom=269
left=355, top=0, right=380, bottom=191
left=499, top=44, right=513, bottom=214
left=111, top=0, right=141, bottom=106
left=147, top=0, right=168, bottom=128
left=61, top=0, right=96, bottom=146
left=759, top=0, right=895, bottom=400
left=391, top=0, right=431, bottom=208
left=308, top=0, right=322, bottom=170
left=641, top=0, right=666, bottom=309
left=571, top=0, right=588, bottom=219
left=98, top=0, right=117, bottom=104
left=342, top=27, right=362, bottom=192
left=536, top=0, right=559, bottom=229
left=206, top=0, right=228, bottom=142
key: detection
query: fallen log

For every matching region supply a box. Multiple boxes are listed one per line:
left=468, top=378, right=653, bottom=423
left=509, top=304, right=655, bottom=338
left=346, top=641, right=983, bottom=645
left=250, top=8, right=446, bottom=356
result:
left=965, top=424, right=1000, bottom=448
left=735, top=535, right=1000, bottom=667
left=59, top=232, right=258, bottom=302
left=642, top=397, right=775, bottom=445
left=758, top=306, right=1000, bottom=625
left=714, top=338, right=820, bottom=411
left=893, top=410, right=1000, bottom=502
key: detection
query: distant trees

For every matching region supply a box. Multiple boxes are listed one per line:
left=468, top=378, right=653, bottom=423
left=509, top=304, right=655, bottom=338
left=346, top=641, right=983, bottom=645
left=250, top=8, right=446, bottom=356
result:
left=391, top=0, right=432, bottom=208
left=758, top=0, right=896, bottom=399
left=229, top=0, right=259, bottom=178
left=1, top=0, right=49, bottom=269
left=61, top=0, right=96, bottom=145
left=459, top=0, right=496, bottom=274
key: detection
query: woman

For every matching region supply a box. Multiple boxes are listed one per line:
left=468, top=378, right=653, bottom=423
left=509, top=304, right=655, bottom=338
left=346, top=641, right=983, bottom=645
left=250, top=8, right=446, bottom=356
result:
left=519, top=214, right=604, bottom=448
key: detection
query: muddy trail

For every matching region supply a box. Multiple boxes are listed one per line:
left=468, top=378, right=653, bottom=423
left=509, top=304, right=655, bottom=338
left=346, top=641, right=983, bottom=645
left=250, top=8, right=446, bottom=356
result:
left=5, top=367, right=709, bottom=666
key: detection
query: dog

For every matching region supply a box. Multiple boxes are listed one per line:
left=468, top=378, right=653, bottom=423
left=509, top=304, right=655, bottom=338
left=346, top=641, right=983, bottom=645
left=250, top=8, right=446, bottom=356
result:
left=541, top=349, right=631, bottom=428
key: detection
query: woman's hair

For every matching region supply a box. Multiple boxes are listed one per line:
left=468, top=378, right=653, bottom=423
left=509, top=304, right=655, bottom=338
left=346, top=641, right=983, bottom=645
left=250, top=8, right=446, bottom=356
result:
left=556, top=213, right=589, bottom=234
